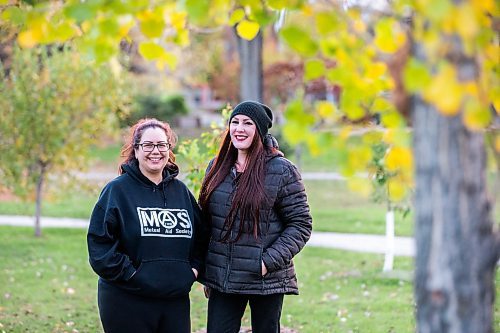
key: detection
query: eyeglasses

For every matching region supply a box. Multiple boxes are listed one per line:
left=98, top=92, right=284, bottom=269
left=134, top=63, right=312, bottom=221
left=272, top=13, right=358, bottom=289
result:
left=136, top=142, right=171, bottom=152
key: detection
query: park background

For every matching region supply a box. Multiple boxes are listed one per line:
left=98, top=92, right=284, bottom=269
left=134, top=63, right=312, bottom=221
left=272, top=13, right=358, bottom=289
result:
left=0, top=1, right=498, bottom=332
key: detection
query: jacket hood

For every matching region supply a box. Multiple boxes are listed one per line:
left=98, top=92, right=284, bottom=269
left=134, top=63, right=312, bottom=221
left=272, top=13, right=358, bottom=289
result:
left=264, top=134, right=284, bottom=161
left=120, top=159, right=179, bottom=186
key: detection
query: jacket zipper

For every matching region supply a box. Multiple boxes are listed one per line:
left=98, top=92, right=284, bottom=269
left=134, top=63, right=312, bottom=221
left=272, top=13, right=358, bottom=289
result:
left=223, top=231, right=233, bottom=291
left=223, top=171, right=237, bottom=291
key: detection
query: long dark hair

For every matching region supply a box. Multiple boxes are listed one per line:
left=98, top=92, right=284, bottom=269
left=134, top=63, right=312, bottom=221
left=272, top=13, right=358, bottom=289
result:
left=119, top=118, right=177, bottom=174
left=199, top=129, right=273, bottom=242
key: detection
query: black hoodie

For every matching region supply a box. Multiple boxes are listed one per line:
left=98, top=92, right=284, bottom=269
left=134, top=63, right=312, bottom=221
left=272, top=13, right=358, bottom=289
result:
left=87, top=160, right=203, bottom=298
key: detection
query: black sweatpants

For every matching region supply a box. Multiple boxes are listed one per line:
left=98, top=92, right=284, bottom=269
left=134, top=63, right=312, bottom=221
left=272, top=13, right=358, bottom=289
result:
left=207, top=289, right=284, bottom=333
left=97, top=281, right=190, bottom=333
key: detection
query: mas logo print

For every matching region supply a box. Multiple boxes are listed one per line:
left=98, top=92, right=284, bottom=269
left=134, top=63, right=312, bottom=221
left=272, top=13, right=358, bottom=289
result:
left=136, top=207, right=192, bottom=238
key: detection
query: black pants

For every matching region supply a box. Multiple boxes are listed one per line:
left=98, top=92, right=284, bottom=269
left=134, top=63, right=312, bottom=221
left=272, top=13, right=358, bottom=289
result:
left=207, top=289, right=284, bottom=333
left=97, top=281, right=190, bottom=333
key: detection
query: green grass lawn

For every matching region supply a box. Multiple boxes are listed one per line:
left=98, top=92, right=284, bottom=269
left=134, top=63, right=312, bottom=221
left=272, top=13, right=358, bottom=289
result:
left=0, top=226, right=419, bottom=333
left=305, top=180, right=414, bottom=236
left=1, top=226, right=498, bottom=332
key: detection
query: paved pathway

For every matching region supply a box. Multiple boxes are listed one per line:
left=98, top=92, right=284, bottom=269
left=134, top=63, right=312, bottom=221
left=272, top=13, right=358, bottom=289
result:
left=0, top=215, right=415, bottom=256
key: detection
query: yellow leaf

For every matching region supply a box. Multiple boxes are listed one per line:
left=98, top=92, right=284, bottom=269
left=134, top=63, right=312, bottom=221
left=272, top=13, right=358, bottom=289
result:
left=170, top=11, right=187, bottom=30
left=353, top=19, right=366, bottom=33
left=236, top=20, right=260, bottom=40
left=306, top=136, right=321, bottom=157
left=495, top=136, right=500, bottom=153
left=493, top=91, right=500, bottom=114
left=386, top=147, right=413, bottom=172
left=301, top=4, right=313, bottom=16
left=381, top=111, right=404, bottom=128
left=339, top=126, right=352, bottom=140
left=454, top=3, right=479, bottom=40
left=18, top=30, right=39, bottom=48
left=81, top=21, right=92, bottom=33
left=362, top=131, right=383, bottom=144
left=229, top=8, right=245, bottom=25
left=138, top=41, right=165, bottom=60
left=348, top=146, right=372, bottom=171
left=366, top=62, right=387, bottom=81
left=160, top=51, right=178, bottom=70
left=463, top=99, right=492, bottom=131
left=374, top=18, right=406, bottom=54
left=345, top=104, right=365, bottom=121
left=316, top=101, right=336, bottom=118
left=173, top=28, right=190, bottom=46
left=347, top=177, right=372, bottom=197
left=462, top=81, right=478, bottom=97
left=423, top=65, right=463, bottom=115
left=138, top=10, right=165, bottom=38
left=471, top=0, right=496, bottom=12
left=388, top=179, right=407, bottom=201
left=283, top=122, right=306, bottom=145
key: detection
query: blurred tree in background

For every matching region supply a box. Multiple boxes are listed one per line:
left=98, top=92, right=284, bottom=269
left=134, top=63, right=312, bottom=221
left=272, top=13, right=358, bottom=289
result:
left=0, top=46, right=130, bottom=236
left=120, top=93, right=188, bottom=127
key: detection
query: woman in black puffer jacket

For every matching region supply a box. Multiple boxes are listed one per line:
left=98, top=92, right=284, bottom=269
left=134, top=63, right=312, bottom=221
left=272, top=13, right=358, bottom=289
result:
left=198, top=101, right=312, bottom=333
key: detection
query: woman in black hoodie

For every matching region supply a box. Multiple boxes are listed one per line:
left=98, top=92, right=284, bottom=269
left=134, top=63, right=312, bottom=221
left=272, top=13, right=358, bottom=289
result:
left=198, top=101, right=313, bottom=333
left=87, top=118, right=203, bottom=333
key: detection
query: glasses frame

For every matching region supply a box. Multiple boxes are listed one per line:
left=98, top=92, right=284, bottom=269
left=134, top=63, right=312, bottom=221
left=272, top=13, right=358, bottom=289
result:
left=136, top=142, right=171, bottom=153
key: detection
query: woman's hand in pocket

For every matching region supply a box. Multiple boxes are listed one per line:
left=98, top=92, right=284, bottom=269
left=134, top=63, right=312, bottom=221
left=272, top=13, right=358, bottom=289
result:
left=261, top=261, right=268, bottom=276
left=203, top=286, right=211, bottom=299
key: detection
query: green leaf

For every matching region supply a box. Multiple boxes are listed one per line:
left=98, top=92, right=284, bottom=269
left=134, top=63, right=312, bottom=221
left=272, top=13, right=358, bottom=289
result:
left=98, top=18, right=120, bottom=36
left=51, top=22, right=77, bottom=42
left=267, top=0, right=304, bottom=9
left=94, top=37, right=119, bottom=63
left=139, top=10, right=165, bottom=39
left=403, top=58, right=431, bottom=93
left=381, top=111, right=404, bottom=128
left=64, top=3, right=97, bottom=23
left=304, top=59, right=325, bottom=80
left=185, top=0, right=210, bottom=24
left=319, top=38, right=337, bottom=58
left=138, top=41, right=165, bottom=60
left=1, top=6, right=25, bottom=25
left=280, top=25, right=318, bottom=57
left=315, top=11, right=338, bottom=36
left=421, top=0, right=453, bottom=23
left=463, top=98, right=492, bottom=130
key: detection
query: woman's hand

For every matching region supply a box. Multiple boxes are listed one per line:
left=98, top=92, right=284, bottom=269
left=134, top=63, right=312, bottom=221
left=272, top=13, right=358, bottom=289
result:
left=261, top=261, right=268, bottom=276
left=191, top=268, right=198, bottom=279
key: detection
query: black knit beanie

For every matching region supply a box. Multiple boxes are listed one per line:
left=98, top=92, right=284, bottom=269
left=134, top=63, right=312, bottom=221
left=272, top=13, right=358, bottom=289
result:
left=229, top=101, right=273, bottom=141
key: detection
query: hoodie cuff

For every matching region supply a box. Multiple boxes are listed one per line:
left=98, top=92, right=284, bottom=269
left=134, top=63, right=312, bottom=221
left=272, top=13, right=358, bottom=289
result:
left=123, top=264, right=137, bottom=281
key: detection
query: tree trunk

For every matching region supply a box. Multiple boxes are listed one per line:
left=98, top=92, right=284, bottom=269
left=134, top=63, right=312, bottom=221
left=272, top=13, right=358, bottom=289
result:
left=236, top=30, right=263, bottom=102
left=413, top=84, right=498, bottom=332
left=34, top=163, right=47, bottom=237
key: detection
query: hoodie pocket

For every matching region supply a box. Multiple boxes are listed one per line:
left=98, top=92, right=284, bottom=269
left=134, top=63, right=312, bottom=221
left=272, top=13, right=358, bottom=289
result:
left=128, top=259, right=196, bottom=298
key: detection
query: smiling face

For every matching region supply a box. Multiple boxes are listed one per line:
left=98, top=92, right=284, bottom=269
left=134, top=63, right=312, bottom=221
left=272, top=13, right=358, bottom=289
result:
left=134, top=127, right=169, bottom=182
left=230, top=115, right=257, bottom=151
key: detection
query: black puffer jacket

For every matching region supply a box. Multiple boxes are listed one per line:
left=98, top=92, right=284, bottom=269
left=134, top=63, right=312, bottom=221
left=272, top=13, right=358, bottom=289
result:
left=201, top=152, right=312, bottom=295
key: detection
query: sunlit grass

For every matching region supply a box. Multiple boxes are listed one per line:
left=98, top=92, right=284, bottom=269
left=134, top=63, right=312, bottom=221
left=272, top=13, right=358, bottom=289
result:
left=0, top=226, right=421, bottom=333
